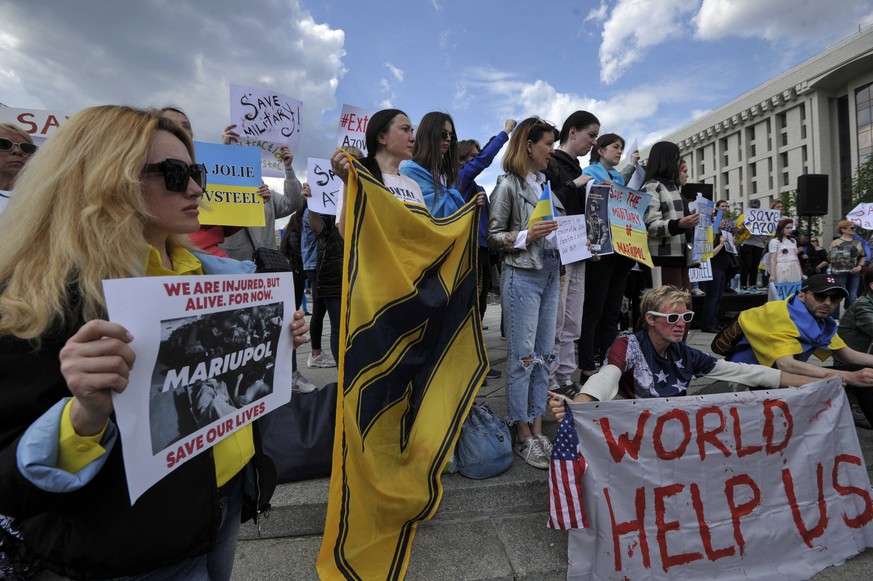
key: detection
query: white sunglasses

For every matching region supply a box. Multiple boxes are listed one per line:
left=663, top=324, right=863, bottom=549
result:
left=648, top=311, right=694, bottom=324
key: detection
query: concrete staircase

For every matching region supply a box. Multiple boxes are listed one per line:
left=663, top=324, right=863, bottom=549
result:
left=232, top=448, right=569, bottom=581
left=231, top=302, right=576, bottom=580
left=231, top=304, right=873, bottom=580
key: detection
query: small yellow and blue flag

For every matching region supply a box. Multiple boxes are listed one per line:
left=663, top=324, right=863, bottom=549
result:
left=527, top=181, right=556, bottom=229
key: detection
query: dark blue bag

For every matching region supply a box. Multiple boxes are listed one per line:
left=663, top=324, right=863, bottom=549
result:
left=455, top=403, right=512, bottom=479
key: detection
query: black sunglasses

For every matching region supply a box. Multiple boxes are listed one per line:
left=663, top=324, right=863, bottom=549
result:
left=142, top=159, right=207, bottom=193
left=0, top=138, right=38, bottom=155
left=440, top=130, right=457, bottom=142
left=812, top=292, right=841, bottom=303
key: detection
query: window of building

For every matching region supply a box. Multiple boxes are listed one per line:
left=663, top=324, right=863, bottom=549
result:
left=783, top=172, right=790, bottom=186
left=752, top=181, right=758, bottom=194
left=782, top=132, right=788, bottom=146
left=751, top=163, right=757, bottom=178
left=857, top=83, right=873, bottom=164
left=801, top=124, right=807, bottom=140
left=779, top=112, right=787, bottom=129
left=751, top=144, right=756, bottom=157
left=800, top=104, right=806, bottom=121
left=769, top=176, right=774, bottom=189
left=723, top=172, right=730, bottom=185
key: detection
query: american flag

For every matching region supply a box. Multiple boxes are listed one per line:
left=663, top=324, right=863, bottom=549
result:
left=547, top=406, right=589, bottom=530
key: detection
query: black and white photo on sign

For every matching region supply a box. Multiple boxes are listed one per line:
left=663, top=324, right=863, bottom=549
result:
left=586, top=184, right=613, bottom=256
left=722, top=230, right=738, bottom=254
left=103, top=271, right=295, bottom=503
left=150, top=303, right=284, bottom=453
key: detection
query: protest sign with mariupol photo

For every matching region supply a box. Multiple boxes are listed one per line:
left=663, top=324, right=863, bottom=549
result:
left=103, top=273, right=295, bottom=503
left=566, top=377, right=873, bottom=580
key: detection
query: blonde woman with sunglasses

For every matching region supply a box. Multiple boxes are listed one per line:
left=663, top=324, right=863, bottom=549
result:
left=0, top=106, right=308, bottom=579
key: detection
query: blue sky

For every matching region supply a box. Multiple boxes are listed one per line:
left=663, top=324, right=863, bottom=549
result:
left=2, top=0, right=873, bottom=196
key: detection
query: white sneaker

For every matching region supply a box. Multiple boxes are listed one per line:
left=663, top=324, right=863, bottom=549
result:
left=691, top=288, right=705, bottom=296
left=535, top=434, right=553, bottom=456
left=307, top=352, right=337, bottom=368
left=292, top=370, right=317, bottom=393
left=514, top=437, right=549, bottom=469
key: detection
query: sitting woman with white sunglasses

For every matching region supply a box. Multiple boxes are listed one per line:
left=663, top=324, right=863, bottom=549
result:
left=549, top=286, right=817, bottom=412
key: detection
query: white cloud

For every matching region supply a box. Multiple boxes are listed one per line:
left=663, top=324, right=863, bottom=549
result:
left=431, top=0, right=443, bottom=10
left=598, top=0, right=697, bottom=84
left=694, top=0, right=873, bottom=41
left=384, top=62, right=404, bottom=82
left=593, top=0, right=873, bottom=85
left=585, top=2, right=608, bottom=23
left=0, top=0, right=346, bottom=174
left=460, top=68, right=665, bottom=135
left=439, top=30, right=453, bottom=50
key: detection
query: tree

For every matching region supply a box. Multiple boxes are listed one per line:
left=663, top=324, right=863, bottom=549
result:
left=778, top=189, right=823, bottom=236
left=849, top=155, right=873, bottom=205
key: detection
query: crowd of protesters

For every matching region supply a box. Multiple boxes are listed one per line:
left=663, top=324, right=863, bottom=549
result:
left=2, top=101, right=872, bottom=580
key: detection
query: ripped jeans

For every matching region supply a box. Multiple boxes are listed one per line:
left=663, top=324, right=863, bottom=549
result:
left=502, top=251, right=560, bottom=424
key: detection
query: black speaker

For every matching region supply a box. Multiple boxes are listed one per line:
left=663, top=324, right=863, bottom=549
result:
left=680, top=183, right=714, bottom=202
left=796, top=174, right=828, bottom=216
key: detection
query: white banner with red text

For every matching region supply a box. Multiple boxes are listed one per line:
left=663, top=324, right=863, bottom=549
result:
left=567, top=377, right=873, bottom=580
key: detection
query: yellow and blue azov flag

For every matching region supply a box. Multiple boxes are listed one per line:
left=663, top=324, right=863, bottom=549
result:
left=527, top=181, right=556, bottom=229
left=317, top=154, right=488, bottom=580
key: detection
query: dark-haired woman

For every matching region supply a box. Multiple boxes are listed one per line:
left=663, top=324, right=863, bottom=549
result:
left=578, top=134, right=638, bottom=381
left=488, top=117, right=564, bottom=470
left=400, top=111, right=471, bottom=218
left=331, top=109, right=426, bottom=236
left=543, top=111, right=599, bottom=391
left=643, top=141, right=699, bottom=290
left=768, top=218, right=802, bottom=286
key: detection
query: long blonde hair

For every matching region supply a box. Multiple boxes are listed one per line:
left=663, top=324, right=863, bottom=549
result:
left=0, top=105, right=195, bottom=339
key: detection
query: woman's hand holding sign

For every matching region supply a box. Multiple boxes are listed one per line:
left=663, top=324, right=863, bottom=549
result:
left=60, top=320, right=136, bottom=436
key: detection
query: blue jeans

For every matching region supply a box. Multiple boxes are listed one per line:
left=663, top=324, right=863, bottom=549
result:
left=833, top=271, right=861, bottom=317
left=502, top=251, right=560, bottom=424
left=108, top=483, right=242, bottom=581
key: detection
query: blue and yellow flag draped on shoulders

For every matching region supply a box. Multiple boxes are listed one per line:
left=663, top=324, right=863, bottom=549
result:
left=317, top=154, right=488, bottom=580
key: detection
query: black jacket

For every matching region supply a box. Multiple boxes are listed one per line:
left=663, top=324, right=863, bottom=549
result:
left=544, top=149, right=585, bottom=216
left=315, top=217, right=344, bottom=299
left=0, top=320, right=227, bottom=580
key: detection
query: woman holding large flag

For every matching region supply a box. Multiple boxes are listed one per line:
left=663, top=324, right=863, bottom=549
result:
left=0, top=106, right=308, bottom=579
left=488, top=117, right=564, bottom=469
left=330, top=108, right=426, bottom=235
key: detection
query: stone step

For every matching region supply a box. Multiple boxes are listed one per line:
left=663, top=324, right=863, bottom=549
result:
left=233, top=512, right=569, bottom=581
left=239, top=446, right=554, bottom=541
